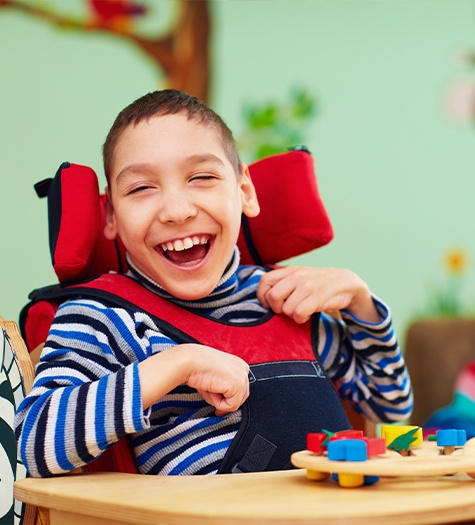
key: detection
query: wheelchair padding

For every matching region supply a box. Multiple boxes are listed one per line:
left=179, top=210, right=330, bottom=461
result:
left=37, top=149, right=333, bottom=284
left=35, top=165, right=128, bottom=283
left=236, top=150, right=333, bottom=265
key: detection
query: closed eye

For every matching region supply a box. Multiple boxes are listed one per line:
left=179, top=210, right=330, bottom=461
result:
left=127, top=185, right=152, bottom=195
left=190, top=174, right=218, bottom=182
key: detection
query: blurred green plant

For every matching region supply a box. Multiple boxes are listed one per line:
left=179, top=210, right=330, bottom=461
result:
left=236, top=87, right=318, bottom=162
left=422, top=248, right=472, bottom=317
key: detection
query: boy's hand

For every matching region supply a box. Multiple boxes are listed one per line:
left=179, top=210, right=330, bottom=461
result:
left=257, top=266, right=381, bottom=324
left=139, top=344, right=250, bottom=415
left=185, top=345, right=250, bottom=416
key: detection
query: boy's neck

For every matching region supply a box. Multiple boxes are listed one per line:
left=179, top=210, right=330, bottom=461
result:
left=126, top=247, right=241, bottom=306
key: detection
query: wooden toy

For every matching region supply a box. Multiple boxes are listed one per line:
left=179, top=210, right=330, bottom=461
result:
left=305, top=430, right=387, bottom=486
left=327, top=439, right=368, bottom=487
left=328, top=439, right=367, bottom=462
left=291, top=427, right=475, bottom=488
left=306, top=432, right=328, bottom=455
left=380, top=424, right=423, bottom=455
left=429, top=429, right=467, bottom=455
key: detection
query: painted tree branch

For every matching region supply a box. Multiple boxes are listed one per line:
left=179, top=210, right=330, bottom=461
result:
left=0, top=0, right=210, bottom=101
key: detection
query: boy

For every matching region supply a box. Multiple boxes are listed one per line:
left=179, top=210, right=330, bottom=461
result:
left=15, top=90, right=412, bottom=477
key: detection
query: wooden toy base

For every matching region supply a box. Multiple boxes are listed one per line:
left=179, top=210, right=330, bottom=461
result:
left=291, top=439, right=475, bottom=480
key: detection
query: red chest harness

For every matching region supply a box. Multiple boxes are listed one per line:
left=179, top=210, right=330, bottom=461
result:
left=26, top=273, right=351, bottom=473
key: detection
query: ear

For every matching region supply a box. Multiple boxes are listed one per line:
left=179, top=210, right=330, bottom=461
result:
left=239, top=163, right=260, bottom=218
left=103, top=188, right=118, bottom=240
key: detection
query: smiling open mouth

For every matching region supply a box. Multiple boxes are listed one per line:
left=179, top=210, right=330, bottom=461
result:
left=160, top=235, right=211, bottom=265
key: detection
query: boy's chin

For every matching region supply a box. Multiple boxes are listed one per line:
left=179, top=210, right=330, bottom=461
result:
left=168, top=286, right=216, bottom=301
left=158, top=274, right=220, bottom=301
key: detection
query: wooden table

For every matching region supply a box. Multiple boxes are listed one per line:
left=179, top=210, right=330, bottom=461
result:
left=14, top=469, right=475, bottom=525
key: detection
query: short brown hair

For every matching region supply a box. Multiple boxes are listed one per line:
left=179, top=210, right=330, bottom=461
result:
left=103, top=89, right=241, bottom=181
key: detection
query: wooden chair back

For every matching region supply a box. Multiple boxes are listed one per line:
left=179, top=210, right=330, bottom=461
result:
left=0, top=317, right=37, bottom=525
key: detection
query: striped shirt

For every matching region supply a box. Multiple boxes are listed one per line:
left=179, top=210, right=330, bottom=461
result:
left=15, top=249, right=413, bottom=477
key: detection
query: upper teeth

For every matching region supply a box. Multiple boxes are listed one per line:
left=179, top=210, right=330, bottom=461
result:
left=162, top=236, right=209, bottom=252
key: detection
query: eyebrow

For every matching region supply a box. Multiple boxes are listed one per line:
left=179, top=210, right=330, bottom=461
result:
left=181, top=153, right=226, bottom=170
left=115, top=153, right=226, bottom=184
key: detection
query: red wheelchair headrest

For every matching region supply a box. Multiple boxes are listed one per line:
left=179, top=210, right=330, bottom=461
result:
left=36, top=149, right=333, bottom=283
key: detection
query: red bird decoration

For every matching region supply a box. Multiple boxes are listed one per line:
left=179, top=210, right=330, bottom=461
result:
left=88, top=0, right=147, bottom=30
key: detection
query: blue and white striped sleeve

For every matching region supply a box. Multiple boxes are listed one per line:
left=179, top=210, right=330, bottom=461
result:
left=318, top=295, right=413, bottom=423
left=14, top=300, right=151, bottom=477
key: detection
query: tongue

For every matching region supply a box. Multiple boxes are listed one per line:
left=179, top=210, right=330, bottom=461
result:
left=166, top=244, right=208, bottom=264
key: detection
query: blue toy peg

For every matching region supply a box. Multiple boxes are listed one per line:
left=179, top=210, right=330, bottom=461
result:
left=327, top=439, right=368, bottom=462
left=436, top=429, right=466, bottom=447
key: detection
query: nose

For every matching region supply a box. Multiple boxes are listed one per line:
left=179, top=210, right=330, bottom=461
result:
left=157, top=190, right=197, bottom=224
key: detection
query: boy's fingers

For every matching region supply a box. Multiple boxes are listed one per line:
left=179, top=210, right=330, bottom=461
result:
left=201, top=392, right=244, bottom=416
left=256, top=285, right=270, bottom=308
left=198, top=376, right=250, bottom=415
left=257, top=274, right=279, bottom=307
left=258, top=273, right=297, bottom=313
left=287, top=296, right=320, bottom=324
left=257, top=268, right=290, bottom=303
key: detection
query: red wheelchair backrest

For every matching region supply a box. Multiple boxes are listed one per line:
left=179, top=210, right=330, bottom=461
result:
left=36, top=148, right=332, bottom=283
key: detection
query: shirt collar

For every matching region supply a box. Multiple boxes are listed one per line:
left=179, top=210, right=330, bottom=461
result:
left=126, top=247, right=241, bottom=309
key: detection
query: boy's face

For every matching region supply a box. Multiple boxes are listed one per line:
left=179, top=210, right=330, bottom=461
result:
left=104, top=113, right=259, bottom=300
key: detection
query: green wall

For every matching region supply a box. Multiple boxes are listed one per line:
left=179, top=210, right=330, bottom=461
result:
left=1, top=0, right=475, bottom=340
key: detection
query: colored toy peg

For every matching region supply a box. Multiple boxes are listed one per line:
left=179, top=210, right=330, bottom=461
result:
left=307, top=429, right=366, bottom=455
left=322, top=428, right=336, bottom=445
left=307, top=432, right=328, bottom=455
left=328, top=439, right=366, bottom=488
left=387, top=427, right=420, bottom=456
left=329, top=429, right=364, bottom=442
left=380, top=425, right=423, bottom=454
left=327, top=439, right=378, bottom=488
left=428, top=429, right=467, bottom=455
left=306, top=432, right=331, bottom=481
